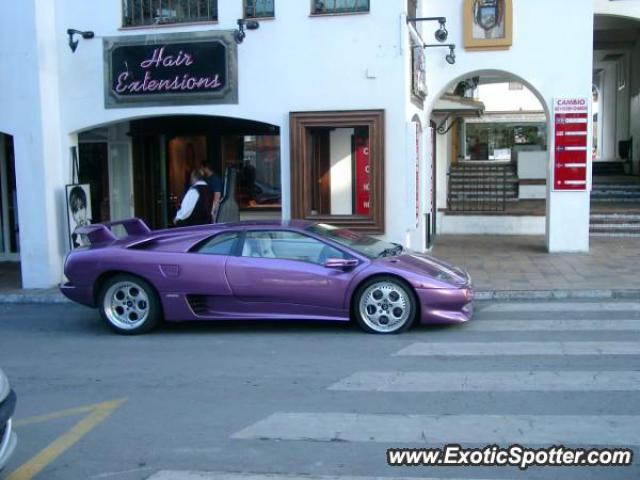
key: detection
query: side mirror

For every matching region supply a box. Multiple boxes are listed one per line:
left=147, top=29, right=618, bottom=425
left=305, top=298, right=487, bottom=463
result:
left=324, top=258, right=358, bottom=270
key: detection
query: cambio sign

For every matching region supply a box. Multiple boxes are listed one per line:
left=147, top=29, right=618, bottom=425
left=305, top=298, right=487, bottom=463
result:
left=104, top=31, right=238, bottom=108
left=553, top=98, right=589, bottom=191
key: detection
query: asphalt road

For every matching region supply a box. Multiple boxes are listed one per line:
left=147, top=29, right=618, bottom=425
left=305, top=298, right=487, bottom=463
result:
left=0, top=300, right=639, bottom=480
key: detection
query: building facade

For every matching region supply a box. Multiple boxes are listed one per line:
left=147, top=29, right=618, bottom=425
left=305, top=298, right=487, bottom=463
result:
left=0, top=0, right=638, bottom=288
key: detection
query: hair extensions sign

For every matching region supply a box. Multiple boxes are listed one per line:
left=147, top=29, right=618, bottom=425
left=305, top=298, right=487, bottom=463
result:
left=104, top=31, right=237, bottom=108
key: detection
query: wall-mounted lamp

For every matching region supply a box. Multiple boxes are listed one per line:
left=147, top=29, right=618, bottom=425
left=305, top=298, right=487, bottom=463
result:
left=406, top=16, right=448, bottom=43
left=67, top=29, right=94, bottom=53
left=424, top=43, right=456, bottom=65
left=234, top=19, right=260, bottom=44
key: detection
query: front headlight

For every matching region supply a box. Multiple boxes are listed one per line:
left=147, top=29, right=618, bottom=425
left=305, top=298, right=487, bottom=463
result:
left=0, top=368, right=9, bottom=403
left=435, top=270, right=458, bottom=285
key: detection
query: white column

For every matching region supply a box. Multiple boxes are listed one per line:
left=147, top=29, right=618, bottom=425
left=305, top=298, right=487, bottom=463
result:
left=16, top=0, right=68, bottom=288
left=545, top=100, right=592, bottom=253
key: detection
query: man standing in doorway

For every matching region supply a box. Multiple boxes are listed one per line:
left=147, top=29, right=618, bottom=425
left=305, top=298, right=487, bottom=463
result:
left=202, top=164, right=223, bottom=222
left=173, top=169, right=212, bottom=226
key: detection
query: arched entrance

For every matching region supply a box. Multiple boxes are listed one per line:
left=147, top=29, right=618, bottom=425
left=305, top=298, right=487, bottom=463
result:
left=427, top=69, right=550, bottom=236
left=592, top=14, right=640, bottom=237
left=76, top=115, right=281, bottom=230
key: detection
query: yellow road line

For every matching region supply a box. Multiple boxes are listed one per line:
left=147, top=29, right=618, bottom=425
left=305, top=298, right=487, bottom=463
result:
left=6, top=398, right=127, bottom=480
left=14, top=404, right=98, bottom=427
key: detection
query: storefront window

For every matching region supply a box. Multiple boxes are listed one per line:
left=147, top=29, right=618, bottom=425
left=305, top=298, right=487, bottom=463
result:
left=312, top=0, right=369, bottom=15
left=465, top=122, right=547, bottom=161
left=245, top=0, right=274, bottom=18
left=238, top=136, right=281, bottom=210
left=290, top=110, right=384, bottom=233
left=122, top=0, right=218, bottom=27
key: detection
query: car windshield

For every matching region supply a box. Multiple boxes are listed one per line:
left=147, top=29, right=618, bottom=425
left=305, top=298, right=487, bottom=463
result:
left=306, top=223, right=403, bottom=259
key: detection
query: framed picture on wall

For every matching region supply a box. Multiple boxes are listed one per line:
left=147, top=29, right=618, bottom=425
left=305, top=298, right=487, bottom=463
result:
left=464, top=0, right=513, bottom=50
left=66, top=183, right=93, bottom=249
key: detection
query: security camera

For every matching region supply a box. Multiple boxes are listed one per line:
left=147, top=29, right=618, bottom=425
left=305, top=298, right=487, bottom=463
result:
left=435, top=24, right=448, bottom=43
left=445, top=46, right=456, bottom=65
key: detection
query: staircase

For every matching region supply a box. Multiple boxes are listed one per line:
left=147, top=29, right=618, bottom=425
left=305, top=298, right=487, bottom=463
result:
left=590, top=214, right=640, bottom=237
left=590, top=176, right=640, bottom=237
left=590, top=180, right=640, bottom=203
left=448, top=163, right=518, bottom=212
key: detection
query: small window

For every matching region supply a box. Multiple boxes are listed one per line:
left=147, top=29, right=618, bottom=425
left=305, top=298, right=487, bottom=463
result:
left=194, top=231, right=239, bottom=255
left=290, top=110, right=385, bottom=233
left=245, top=0, right=275, bottom=18
left=122, top=0, right=218, bottom=27
left=312, top=0, right=369, bottom=15
left=242, top=231, right=345, bottom=265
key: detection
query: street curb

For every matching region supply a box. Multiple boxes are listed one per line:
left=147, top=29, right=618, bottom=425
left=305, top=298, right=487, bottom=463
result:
left=0, top=290, right=70, bottom=304
left=474, top=289, right=640, bottom=301
left=1, top=289, right=640, bottom=305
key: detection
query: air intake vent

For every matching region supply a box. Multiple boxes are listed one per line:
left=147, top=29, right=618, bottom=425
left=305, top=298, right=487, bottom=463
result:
left=187, top=295, right=208, bottom=315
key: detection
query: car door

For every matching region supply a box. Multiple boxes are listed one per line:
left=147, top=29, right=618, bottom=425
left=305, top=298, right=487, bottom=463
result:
left=225, top=229, right=359, bottom=318
left=169, top=231, right=240, bottom=316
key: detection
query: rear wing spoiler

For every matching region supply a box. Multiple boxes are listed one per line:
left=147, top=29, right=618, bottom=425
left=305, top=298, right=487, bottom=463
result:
left=74, top=218, right=151, bottom=245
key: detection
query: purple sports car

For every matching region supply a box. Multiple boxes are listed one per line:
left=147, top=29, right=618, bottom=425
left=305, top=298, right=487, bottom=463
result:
left=60, top=219, right=473, bottom=335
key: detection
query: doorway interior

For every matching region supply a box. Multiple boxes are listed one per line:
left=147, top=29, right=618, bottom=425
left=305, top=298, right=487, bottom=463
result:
left=0, top=133, right=19, bottom=261
left=78, top=115, right=281, bottom=230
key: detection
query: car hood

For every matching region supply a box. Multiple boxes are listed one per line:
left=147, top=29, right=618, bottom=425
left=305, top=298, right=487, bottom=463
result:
left=375, top=252, right=470, bottom=288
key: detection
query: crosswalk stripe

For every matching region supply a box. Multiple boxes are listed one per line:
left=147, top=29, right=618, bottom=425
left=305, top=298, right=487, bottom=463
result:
left=482, top=302, right=640, bottom=313
left=328, top=371, right=640, bottom=392
left=463, top=319, right=640, bottom=331
left=231, top=413, right=640, bottom=445
left=395, top=341, right=640, bottom=356
left=146, top=472, right=510, bottom=480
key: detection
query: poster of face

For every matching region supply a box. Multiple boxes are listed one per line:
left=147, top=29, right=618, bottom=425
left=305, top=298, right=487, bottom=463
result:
left=66, top=184, right=92, bottom=249
left=465, top=0, right=512, bottom=50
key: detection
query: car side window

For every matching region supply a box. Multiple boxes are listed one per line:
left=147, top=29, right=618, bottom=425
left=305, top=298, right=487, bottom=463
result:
left=242, top=231, right=346, bottom=265
left=194, top=232, right=239, bottom=255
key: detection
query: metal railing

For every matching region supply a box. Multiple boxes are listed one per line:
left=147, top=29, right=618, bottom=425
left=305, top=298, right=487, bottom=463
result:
left=447, top=164, right=509, bottom=212
left=122, top=0, right=217, bottom=26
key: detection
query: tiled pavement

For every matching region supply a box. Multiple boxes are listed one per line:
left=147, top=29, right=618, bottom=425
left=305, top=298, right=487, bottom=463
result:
left=432, top=235, right=640, bottom=292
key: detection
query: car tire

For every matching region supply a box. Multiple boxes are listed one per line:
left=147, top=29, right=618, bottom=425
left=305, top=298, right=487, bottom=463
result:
left=353, top=276, right=417, bottom=334
left=98, top=274, right=161, bottom=335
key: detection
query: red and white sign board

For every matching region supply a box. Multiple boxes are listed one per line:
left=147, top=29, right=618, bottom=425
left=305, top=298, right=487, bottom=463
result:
left=553, top=98, right=589, bottom=191
left=354, top=135, right=371, bottom=215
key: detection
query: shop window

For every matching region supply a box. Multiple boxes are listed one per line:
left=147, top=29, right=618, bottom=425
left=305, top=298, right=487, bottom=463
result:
left=290, top=110, right=384, bottom=233
left=122, top=0, right=218, bottom=27
left=465, top=122, right=547, bottom=161
left=245, top=0, right=274, bottom=18
left=239, top=136, right=281, bottom=211
left=311, top=0, right=369, bottom=15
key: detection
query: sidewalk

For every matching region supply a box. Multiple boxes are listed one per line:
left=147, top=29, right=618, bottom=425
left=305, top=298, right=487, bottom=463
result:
left=1, top=235, right=639, bottom=303
left=431, top=235, right=640, bottom=299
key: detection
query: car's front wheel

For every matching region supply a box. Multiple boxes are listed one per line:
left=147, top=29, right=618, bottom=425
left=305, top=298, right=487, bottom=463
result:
left=98, top=274, right=161, bottom=335
left=353, top=276, right=417, bottom=334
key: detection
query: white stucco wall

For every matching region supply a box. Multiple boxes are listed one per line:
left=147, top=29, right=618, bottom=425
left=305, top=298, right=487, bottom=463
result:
left=476, top=83, right=544, bottom=112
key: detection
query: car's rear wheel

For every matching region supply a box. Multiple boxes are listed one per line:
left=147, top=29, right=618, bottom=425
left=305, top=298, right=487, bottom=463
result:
left=353, top=276, right=417, bottom=334
left=98, top=274, right=161, bottom=335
